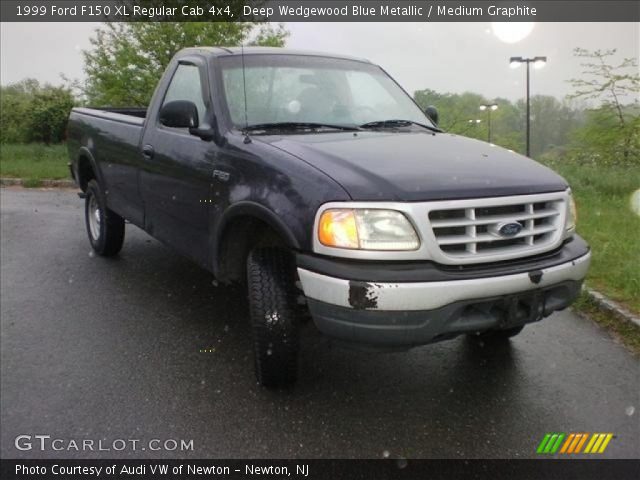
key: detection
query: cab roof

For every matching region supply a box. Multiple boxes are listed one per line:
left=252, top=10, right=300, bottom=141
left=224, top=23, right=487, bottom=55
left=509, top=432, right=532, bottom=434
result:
left=177, top=46, right=372, bottom=64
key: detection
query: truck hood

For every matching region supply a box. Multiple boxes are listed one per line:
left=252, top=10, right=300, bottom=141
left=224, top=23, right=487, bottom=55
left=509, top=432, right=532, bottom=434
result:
left=263, top=131, right=568, bottom=201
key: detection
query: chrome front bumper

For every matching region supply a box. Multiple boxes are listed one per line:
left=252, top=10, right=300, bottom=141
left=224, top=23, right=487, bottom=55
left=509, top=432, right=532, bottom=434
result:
left=298, top=252, right=590, bottom=312
left=297, top=249, right=591, bottom=347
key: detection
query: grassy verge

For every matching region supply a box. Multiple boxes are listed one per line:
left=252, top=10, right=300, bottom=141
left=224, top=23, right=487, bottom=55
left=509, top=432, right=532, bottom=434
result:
left=573, top=293, right=640, bottom=356
left=0, top=143, right=69, bottom=184
left=542, top=160, right=640, bottom=315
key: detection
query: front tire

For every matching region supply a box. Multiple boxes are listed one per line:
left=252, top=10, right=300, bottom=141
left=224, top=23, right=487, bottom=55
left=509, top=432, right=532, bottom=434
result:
left=85, top=179, right=125, bottom=257
left=247, top=248, right=299, bottom=388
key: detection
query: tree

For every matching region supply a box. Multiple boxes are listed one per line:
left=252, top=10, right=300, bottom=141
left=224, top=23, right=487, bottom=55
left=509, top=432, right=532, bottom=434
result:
left=525, top=95, right=582, bottom=158
left=29, top=86, right=75, bottom=144
left=414, top=90, right=525, bottom=150
left=0, top=79, right=39, bottom=143
left=81, top=22, right=288, bottom=106
left=0, top=79, right=74, bottom=144
left=414, top=89, right=485, bottom=136
left=568, top=48, right=639, bottom=163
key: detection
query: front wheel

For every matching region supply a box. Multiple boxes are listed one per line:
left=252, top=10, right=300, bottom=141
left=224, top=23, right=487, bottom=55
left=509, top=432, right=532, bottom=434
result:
left=85, top=179, right=125, bottom=256
left=247, top=248, right=299, bottom=388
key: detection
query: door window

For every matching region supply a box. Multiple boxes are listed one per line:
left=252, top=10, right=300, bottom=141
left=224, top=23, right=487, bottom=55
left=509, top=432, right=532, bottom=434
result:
left=162, top=64, right=207, bottom=124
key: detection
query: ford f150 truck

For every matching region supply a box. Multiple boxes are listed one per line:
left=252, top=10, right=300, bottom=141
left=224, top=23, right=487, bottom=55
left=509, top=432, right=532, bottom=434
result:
left=68, top=47, right=590, bottom=387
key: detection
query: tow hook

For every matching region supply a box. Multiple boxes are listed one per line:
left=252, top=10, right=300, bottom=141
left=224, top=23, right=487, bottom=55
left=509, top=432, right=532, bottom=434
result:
left=528, top=270, right=543, bottom=284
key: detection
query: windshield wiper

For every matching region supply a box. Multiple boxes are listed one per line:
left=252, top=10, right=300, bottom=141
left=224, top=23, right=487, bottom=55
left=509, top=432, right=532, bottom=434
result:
left=359, top=119, right=441, bottom=132
left=243, top=122, right=361, bottom=133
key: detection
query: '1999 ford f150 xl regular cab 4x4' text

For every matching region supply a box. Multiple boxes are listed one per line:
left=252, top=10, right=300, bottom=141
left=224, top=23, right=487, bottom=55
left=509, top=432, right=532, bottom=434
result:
left=67, top=47, right=590, bottom=387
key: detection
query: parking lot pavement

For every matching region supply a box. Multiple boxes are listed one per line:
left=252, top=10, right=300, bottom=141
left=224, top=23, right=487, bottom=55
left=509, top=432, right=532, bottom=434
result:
left=1, top=188, right=638, bottom=459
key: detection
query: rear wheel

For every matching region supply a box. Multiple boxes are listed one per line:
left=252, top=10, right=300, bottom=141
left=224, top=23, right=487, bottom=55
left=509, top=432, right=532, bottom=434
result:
left=85, top=179, right=125, bottom=256
left=247, top=248, right=299, bottom=388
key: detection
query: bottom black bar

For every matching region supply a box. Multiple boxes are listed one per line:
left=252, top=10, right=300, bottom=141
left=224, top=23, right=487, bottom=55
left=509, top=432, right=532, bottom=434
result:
left=1, top=459, right=639, bottom=480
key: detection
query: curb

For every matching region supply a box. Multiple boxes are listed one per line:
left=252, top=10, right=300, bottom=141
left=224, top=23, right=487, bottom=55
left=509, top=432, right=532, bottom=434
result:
left=584, top=287, right=640, bottom=328
left=0, top=178, right=76, bottom=188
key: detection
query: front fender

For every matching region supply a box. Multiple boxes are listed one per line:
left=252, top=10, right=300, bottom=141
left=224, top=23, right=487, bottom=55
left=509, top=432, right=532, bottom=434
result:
left=212, top=201, right=303, bottom=280
left=215, top=201, right=301, bottom=250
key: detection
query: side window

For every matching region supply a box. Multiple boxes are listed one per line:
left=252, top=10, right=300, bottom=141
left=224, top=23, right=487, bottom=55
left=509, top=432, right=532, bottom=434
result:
left=162, top=64, right=207, bottom=125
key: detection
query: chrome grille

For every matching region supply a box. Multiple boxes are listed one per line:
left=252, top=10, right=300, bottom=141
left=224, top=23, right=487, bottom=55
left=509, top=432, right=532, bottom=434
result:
left=313, top=191, right=571, bottom=265
left=428, top=197, right=565, bottom=260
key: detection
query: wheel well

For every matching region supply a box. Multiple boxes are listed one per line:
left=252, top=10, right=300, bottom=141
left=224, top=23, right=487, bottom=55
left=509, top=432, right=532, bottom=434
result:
left=217, top=216, right=292, bottom=283
left=77, top=155, right=96, bottom=192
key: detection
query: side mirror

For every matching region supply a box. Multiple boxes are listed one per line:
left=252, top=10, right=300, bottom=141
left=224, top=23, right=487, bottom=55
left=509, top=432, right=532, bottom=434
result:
left=159, top=100, right=199, bottom=129
left=424, top=105, right=439, bottom=126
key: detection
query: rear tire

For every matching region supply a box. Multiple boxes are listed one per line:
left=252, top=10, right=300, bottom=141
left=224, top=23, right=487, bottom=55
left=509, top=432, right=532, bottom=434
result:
left=247, top=248, right=299, bottom=388
left=85, top=179, right=125, bottom=257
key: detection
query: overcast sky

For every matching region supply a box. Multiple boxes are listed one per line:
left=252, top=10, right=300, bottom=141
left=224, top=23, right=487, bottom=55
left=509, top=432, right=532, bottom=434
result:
left=1, top=22, right=638, bottom=101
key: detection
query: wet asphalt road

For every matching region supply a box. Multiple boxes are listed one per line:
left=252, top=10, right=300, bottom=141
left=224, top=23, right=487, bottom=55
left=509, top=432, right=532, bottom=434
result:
left=1, top=188, right=638, bottom=460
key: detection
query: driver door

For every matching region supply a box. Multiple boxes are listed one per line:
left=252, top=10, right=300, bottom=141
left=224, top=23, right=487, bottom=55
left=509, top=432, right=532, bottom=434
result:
left=139, top=58, right=217, bottom=268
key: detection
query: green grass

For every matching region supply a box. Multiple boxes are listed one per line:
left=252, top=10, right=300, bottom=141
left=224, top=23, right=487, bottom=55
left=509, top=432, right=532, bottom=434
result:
left=0, top=143, right=69, bottom=183
left=573, top=293, right=640, bottom=356
left=543, top=160, right=640, bottom=315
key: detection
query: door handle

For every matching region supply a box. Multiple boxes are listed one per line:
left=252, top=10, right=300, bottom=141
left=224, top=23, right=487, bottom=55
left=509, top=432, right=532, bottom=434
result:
left=142, top=145, right=154, bottom=160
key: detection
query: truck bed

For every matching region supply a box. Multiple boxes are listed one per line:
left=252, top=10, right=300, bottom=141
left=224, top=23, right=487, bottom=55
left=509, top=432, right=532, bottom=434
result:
left=71, top=107, right=147, bottom=126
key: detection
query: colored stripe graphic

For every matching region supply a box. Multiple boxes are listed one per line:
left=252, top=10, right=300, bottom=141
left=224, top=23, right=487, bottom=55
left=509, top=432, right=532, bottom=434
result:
left=537, top=433, right=565, bottom=454
left=537, top=433, right=552, bottom=454
left=585, top=433, right=614, bottom=454
left=544, top=434, right=559, bottom=453
left=584, top=434, right=599, bottom=453
left=550, top=434, right=565, bottom=453
left=539, top=433, right=614, bottom=455
left=560, top=434, right=575, bottom=454
left=598, top=434, right=613, bottom=453
left=567, top=433, right=582, bottom=453
left=574, top=433, right=589, bottom=453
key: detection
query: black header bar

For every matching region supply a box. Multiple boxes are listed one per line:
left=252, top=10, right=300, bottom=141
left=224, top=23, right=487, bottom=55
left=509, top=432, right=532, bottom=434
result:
left=1, top=1, right=639, bottom=22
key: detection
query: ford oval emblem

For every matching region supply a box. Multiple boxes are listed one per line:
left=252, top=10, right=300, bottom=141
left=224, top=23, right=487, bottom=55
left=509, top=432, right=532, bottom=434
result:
left=498, top=222, right=523, bottom=237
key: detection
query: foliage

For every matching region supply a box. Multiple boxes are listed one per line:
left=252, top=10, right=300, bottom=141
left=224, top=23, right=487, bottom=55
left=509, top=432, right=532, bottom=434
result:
left=539, top=158, right=640, bottom=313
left=81, top=22, right=288, bottom=106
left=524, top=95, right=583, bottom=158
left=414, top=48, right=638, bottom=164
left=0, top=80, right=74, bottom=144
left=567, top=106, right=640, bottom=165
left=567, top=48, right=639, bottom=164
left=414, top=89, right=530, bottom=154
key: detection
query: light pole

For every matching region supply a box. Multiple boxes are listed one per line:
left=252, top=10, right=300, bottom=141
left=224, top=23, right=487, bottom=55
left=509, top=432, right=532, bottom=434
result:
left=479, top=103, right=498, bottom=143
left=509, top=56, right=547, bottom=157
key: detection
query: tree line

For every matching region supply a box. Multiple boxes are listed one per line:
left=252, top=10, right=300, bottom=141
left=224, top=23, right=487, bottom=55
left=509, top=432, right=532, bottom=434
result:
left=414, top=48, right=638, bottom=165
left=0, top=23, right=637, bottom=165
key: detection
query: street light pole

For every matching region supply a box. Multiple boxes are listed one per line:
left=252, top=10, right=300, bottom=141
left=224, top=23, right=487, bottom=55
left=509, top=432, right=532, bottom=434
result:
left=526, top=62, right=530, bottom=156
left=510, top=56, right=547, bottom=157
left=479, top=103, right=498, bottom=143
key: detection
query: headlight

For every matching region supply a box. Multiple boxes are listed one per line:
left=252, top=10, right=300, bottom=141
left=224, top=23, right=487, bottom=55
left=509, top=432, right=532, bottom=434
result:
left=318, top=208, right=420, bottom=251
left=566, top=192, right=577, bottom=234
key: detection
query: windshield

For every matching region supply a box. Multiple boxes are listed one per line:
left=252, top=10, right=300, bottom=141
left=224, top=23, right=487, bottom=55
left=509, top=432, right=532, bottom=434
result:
left=219, top=54, right=433, bottom=130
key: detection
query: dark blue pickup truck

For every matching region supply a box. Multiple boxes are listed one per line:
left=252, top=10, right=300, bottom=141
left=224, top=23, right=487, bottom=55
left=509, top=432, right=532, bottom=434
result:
left=68, top=47, right=590, bottom=387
